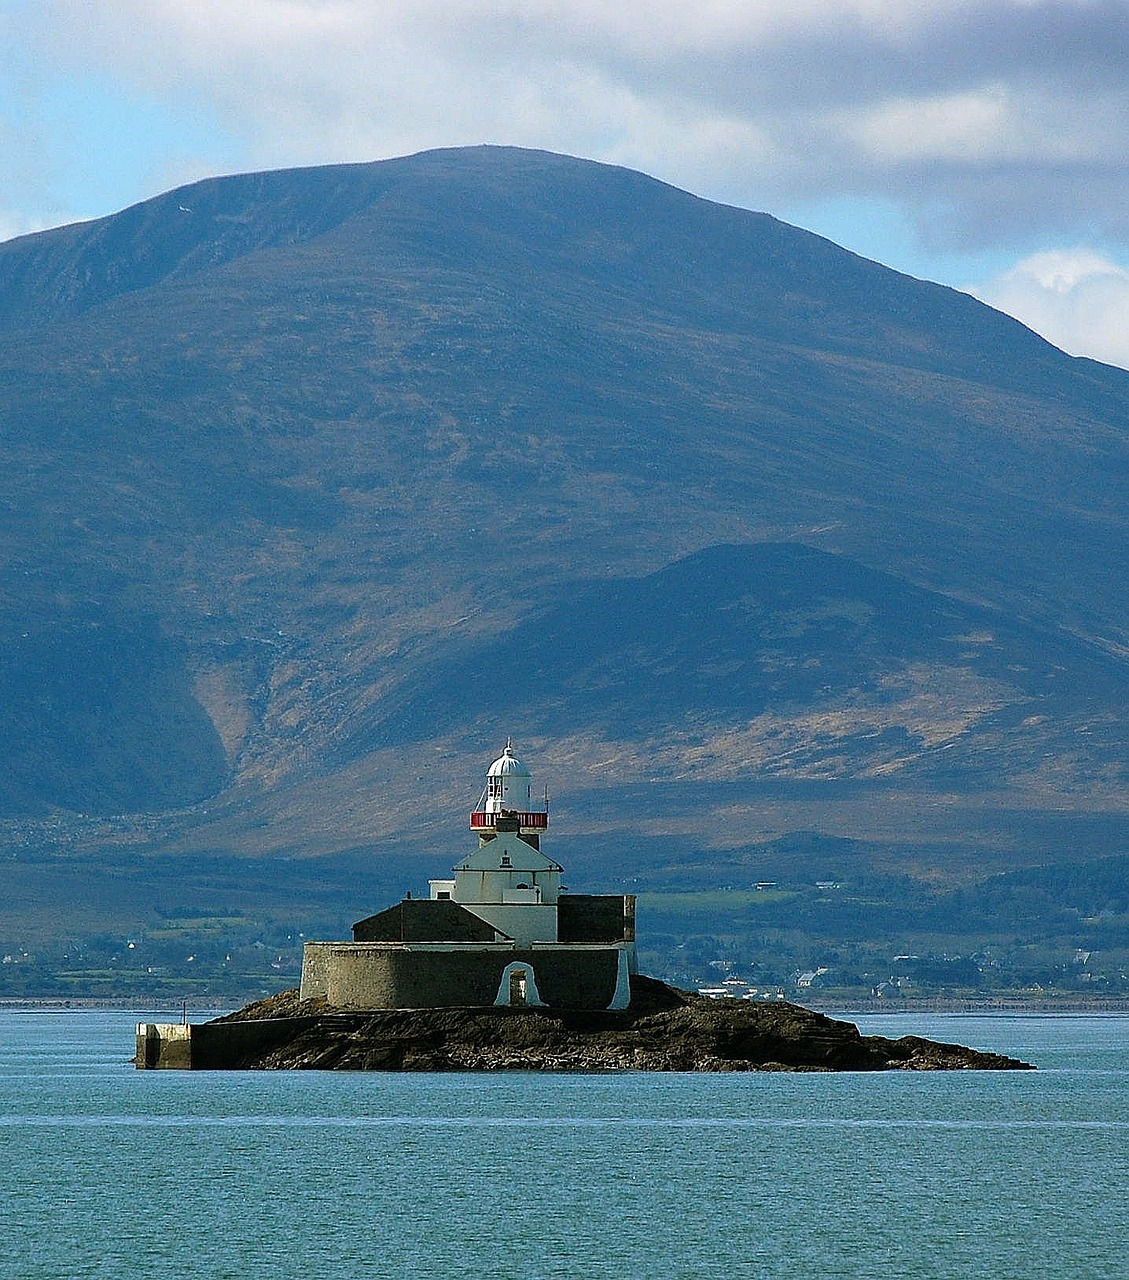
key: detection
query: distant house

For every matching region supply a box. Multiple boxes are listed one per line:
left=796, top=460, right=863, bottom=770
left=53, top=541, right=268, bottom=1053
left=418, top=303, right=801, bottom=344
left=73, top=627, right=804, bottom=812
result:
left=794, top=967, right=830, bottom=989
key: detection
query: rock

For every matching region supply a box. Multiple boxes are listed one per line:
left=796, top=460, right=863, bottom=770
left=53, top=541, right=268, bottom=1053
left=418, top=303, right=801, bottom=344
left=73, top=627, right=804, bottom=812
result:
left=207, top=975, right=1033, bottom=1071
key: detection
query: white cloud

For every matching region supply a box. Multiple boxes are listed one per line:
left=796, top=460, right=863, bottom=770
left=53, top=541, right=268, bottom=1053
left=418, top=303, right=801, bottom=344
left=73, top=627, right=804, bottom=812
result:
left=22, top=6, right=1129, bottom=151
left=970, top=250, right=1129, bottom=370
left=833, top=84, right=1119, bottom=166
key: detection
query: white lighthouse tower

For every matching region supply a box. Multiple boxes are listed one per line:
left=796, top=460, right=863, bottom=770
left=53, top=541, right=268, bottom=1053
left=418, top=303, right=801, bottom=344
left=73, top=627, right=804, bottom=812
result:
left=428, top=741, right=560, bottom=946
left=469, top=739, right=549, bottom=848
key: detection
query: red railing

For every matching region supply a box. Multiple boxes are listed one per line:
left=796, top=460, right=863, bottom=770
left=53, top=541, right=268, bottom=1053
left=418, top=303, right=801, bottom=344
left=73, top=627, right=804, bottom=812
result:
left=469, top=810, right=548, bottom=829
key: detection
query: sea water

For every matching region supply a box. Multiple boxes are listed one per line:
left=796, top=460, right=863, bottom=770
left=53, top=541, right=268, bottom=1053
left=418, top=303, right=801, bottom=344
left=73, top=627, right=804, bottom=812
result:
left=1, top=1011, right=1126, bottom=1280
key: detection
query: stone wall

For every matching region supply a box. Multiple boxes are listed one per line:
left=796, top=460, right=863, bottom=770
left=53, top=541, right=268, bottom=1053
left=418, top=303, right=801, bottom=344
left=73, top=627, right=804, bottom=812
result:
left=136, top=1017, right=322, bottom=1069
left=300, top=940, right=631, bottom=1010
left=558, top=894, right=636, bottom=946
left=300, top=940, right=334, bottom=999
left=136, top=1022, right=192, bottom=1069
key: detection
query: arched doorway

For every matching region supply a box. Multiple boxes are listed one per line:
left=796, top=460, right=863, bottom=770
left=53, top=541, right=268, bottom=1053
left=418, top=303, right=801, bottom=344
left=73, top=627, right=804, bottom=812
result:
left=494, top=960, right=545, bottom=1007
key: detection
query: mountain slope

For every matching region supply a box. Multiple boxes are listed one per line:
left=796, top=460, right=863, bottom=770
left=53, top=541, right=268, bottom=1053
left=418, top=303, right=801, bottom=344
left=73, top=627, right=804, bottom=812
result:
left=0, top=146, right=1127, bottom=993
left=359, top=542, right=1129, bottom=784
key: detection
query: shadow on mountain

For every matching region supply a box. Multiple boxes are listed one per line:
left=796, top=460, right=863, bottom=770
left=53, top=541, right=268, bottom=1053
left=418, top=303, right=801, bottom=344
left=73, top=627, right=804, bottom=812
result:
left=353, top=541, right=1129, bottom=757
left=0, top=609, right=227, bottom=815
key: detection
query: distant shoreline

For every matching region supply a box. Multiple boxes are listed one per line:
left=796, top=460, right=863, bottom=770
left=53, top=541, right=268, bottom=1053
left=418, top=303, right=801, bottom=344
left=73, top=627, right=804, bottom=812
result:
left=806, top=997, right=1129, bottom=1015
left=5, top=994, right=1129, bottom=1015
left=0, top=998, right=235, bottom=1014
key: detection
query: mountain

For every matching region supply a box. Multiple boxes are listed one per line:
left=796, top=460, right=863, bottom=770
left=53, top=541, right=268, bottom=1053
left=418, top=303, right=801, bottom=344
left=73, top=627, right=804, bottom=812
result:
left=0, top=146, right=1126, bottom=999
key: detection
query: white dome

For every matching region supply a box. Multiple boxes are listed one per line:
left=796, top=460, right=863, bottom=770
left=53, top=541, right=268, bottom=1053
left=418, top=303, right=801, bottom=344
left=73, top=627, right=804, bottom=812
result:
left=476, top=740, right=546, bottom=822
left=487, top=742, right=529, bottom=778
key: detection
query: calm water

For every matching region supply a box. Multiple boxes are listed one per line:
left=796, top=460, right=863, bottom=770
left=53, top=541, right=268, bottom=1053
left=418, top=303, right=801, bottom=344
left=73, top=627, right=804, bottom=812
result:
left=1, top=1011, right=1126, bottom=1279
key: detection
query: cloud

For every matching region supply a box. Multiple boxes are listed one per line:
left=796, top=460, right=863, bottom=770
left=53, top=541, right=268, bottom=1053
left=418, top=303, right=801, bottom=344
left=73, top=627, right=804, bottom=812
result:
left=970, top=250, right=1129, bottom=370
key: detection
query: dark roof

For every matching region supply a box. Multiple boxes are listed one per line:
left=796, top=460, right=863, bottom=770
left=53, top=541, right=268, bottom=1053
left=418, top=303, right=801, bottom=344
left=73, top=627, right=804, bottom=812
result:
left=353, top=898, right=510, bottom=943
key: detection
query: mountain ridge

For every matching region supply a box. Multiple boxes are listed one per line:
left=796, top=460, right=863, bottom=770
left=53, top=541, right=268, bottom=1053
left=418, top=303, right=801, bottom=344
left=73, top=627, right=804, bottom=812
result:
left=1, top=145, right=1099, bottom=395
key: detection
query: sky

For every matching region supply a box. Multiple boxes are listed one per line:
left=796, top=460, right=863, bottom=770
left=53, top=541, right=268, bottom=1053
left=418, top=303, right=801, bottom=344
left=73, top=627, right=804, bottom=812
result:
left=3, top=0, right=1129, bottom=368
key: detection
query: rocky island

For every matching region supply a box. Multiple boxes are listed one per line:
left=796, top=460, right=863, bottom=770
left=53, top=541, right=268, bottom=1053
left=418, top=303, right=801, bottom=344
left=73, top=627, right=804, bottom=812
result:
left=153, top=975, right=1029, bottom=1072
left=137, top=747, right=1032, bottom=1071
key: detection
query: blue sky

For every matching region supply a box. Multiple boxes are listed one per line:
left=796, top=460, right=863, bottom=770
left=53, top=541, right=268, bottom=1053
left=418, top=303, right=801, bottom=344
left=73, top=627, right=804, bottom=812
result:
left=4, top=0, right=1129, bottom=367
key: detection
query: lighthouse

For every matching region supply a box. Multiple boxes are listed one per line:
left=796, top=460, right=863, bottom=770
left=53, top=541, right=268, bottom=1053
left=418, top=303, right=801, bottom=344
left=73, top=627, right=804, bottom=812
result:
left=469, top=739, right=549, bottom=847
left=430, top=742, right=561, bottom=945
left=300, top=742, right=636, bottom=1011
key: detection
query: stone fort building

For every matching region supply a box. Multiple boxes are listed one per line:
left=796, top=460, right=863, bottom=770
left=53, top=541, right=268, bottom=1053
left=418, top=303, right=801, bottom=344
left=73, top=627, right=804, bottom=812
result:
left=299, top=743, right=637, bottom=1010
